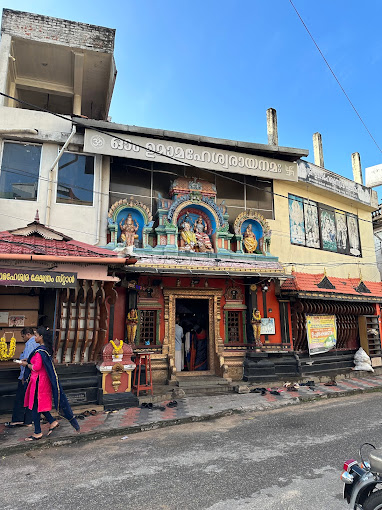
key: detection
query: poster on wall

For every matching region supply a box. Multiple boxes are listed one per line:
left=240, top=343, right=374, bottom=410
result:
left=320, top=208, right=337, bottom=252
left=306, top=315, right=337, bottom=355
left=289, top=195, right=305, bottom=245
left=0, top=312, right=9, bottom=324
left=261, top=318, right=275, bottom=335
left=335, top=210, right=348, bottom=254
left=8, top=315, right=25, bottom=327
left=347, top=215, right=361, bottom=256
left=303, top=201, right=320, bottom=248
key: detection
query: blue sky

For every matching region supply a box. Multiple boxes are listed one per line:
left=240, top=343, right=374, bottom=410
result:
left=2, top=1, right=382, bottom=192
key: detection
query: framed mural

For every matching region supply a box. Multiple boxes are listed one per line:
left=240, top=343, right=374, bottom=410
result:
left=288, top=194, right=361, bottom=257
left=335, top=210, right=348, bottom=254
left=304, top=201, right=320, bottom=248
left=347, top=214, right=361, bottom=256
left=320, top=207, right=337, bottom=252
left=289, top=195, right=305, bottom=245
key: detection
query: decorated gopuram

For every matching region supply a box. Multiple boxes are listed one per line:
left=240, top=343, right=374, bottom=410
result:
left=104, top=173, right=291, bottom=385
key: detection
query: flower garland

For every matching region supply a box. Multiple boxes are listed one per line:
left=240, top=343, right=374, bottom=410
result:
left=110, top=339, right=123, bottom=354
left=0, top=336, right=16, bottom=361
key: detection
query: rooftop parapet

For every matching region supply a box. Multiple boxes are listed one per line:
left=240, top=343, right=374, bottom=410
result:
left=1, top=9, right=115, bottom=53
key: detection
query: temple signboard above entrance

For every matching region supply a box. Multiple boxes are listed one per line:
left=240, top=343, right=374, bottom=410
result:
left=84, top=129, right=298, bottom=182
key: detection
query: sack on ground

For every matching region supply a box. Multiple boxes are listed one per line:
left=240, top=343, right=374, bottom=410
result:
left=353, top=347, right=374, bottom=372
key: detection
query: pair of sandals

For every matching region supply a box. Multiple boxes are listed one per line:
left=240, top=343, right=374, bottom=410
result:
left=250, top=387, right=267, bottom=395
left=141, top=403, right=166, bottom=411
left=25, top=422, right=60, bottom=441
left=166, top=400, right=178, bottom=408
left=76, top=410, right=98, bottom=420
left=250, top=388, right=281, bottom=396
left=4, top=422, right=29, bottom=428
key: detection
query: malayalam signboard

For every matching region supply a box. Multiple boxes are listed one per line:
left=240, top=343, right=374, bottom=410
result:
left=0, top=268, right=77, bottom=288
left=298, top=160, right=377, bottom=207
left=306, top=315, right=337, bottom=355
left=84, top=129, right=298, bottom=182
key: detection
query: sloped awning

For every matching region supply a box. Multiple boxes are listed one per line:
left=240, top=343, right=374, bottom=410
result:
left=125, top=253, right=286, bottom=278
left=281, top=272, right=382, bottom=302
left=0, top=217, right=136, bottom=266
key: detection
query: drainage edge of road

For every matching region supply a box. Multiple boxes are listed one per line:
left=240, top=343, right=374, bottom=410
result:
left=2, top=384, right=382, bottom=457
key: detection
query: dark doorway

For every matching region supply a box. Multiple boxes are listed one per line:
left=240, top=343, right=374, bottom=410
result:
left=176, top=298, right=209, bottom=372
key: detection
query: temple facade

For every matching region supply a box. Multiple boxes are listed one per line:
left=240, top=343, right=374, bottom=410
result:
left=0, top=9, right=381, bottom=406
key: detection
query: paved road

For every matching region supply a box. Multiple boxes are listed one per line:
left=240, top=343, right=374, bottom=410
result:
left=2, top=392, right=382, bottom=510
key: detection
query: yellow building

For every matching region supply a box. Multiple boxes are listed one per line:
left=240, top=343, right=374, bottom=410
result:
left=272, top=174, right=378, bottom=282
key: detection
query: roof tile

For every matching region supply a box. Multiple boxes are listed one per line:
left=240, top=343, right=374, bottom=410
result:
left=0, top=231, right=118, bottom=259
left=281, top=272, right=382, bottom=298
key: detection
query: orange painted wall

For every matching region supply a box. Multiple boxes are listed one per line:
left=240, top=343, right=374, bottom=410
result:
left=255, top=281, right=282, bottom=344
left=135, top=276, right=245, bottom=343
left=111, top=276, right=286, bottom=346
left=113, top=286, right=127, bottom=341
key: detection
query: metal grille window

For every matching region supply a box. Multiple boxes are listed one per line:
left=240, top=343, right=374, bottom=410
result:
left=139, top=310, right=156, bottom=345
left=227, top=311, right=242, bottom=343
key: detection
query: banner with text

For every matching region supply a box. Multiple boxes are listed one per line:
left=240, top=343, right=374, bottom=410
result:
left=84, top=129, right=298, bottom=182
left=0, top=268, right=77, bottom=288
left=306, top=315, right=337, bottom=355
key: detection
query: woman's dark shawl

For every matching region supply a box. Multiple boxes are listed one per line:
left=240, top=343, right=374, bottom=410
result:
left=25, top=346, right=80, bottom=431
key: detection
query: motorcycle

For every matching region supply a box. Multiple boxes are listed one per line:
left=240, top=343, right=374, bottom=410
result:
left=342, top=443, right=382, bottom=509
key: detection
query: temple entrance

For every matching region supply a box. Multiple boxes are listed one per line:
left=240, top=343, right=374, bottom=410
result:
left=176, top=298, right=209, bottom=372
left=163, top=287, right=224, bottom=380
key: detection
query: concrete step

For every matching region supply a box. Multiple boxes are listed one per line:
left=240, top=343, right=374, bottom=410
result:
left=176, top=376, right=231, bottom=388
left=182, top=385, right=234, bottom=397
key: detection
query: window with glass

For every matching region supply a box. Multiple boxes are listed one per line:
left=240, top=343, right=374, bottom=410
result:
left=57, top=152, right=94, bottom=206
left=0, top=141, right=41, bottom=200
left=109, top=158, right=274, bottom=223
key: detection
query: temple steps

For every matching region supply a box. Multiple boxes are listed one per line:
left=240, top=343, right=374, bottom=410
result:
left=175, top=375, right=234, bottom=396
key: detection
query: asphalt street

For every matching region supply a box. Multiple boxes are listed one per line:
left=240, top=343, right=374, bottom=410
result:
left=2, top=392, right=382, bottom=510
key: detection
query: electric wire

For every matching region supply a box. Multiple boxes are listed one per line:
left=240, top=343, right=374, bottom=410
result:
left=0, top=92, right=378, bottom=269
left=1, top=90, right=373, bottom=225
left=0, top=159, right=374, bottom=226
left=289, top=0, right=382, bottom=154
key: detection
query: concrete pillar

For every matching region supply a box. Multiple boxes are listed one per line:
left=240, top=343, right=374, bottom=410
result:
left=0, top=34, right=12, bottom=106
left=8, top=81, right=16, bottom=108
left=266, top=108, right=278, bottom=146
left=313, top=132, right=324, bottom=168
left=73, top=52, right=84, bottom=116
left=352, top=152, right=363, bottom=184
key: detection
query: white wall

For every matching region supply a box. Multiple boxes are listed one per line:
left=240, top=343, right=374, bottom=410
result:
left=0, top=106, right=109, bottom=246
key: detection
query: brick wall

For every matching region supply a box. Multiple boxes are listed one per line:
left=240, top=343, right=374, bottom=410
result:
left=1, top=9, right=115, bottom=53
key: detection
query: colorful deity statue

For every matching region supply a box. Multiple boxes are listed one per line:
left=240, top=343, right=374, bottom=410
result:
left=126, top=308, right=138, bottom=345
left=180, top=219, right=197, bottom=251
left=193, top=216, right=213, bottom=252
left=251, top=309, right=263, bottom=349
left=119, top=214, right=139, bottom=247
left=243, top=224, right=258, bottom=254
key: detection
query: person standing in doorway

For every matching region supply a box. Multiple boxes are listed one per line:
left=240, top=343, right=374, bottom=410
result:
left=190, top=323, right=208, bottom=371
left=175, top=315, right=184, bottom=373
left=4, top=328, right=38, bottom=428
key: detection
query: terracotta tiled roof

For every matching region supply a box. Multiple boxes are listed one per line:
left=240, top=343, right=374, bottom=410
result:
left=0, top=231, right=118, bottom=258
left=281, top=272, right=382, bottom=298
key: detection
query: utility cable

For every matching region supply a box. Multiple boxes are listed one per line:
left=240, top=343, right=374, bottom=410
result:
left=0, top=91, right=376, bottom=225
left=289, top=0, right=382, bottom=154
